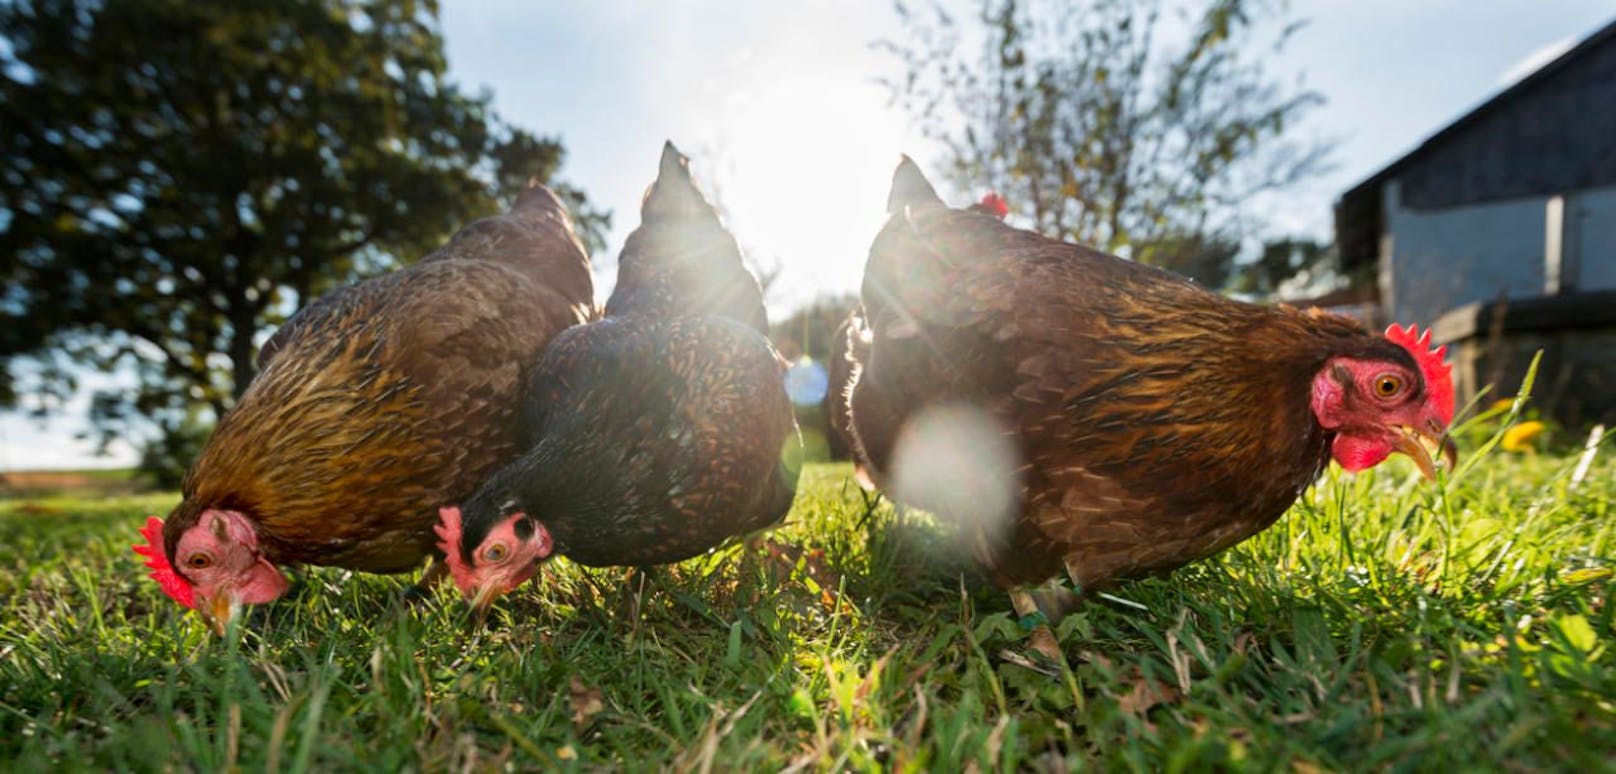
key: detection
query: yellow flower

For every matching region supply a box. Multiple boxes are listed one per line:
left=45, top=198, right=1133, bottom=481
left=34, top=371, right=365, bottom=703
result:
left=1489, top=398, right=1516, bottom=414
left=1501, top=421, right=1546, bottom=452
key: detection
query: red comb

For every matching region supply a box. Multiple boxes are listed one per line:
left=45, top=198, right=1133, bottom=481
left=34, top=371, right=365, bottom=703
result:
left=435, top=505, right=472, bottom=589
left=979, top=192, right=1009, bottom=219
left=1385, top=323, right=1454, bottom=424
left=132, top=516, right=196, bottom=609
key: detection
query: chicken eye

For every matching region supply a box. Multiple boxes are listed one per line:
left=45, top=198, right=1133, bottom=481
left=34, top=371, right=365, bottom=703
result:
left=186, top=554, right=212, bottom=569
left=1374, top=374, right=1404, bottom=398
left=482, top=544, right=508, bottom=563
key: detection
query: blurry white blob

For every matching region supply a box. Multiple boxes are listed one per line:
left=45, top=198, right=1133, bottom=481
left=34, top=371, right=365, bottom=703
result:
left=783, top=355, right=829, bottom=407
left=890, top=403, right=1022, bottom=542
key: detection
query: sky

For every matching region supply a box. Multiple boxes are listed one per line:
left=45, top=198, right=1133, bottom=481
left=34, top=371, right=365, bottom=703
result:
left=3, top=0, right=1613, bottom=471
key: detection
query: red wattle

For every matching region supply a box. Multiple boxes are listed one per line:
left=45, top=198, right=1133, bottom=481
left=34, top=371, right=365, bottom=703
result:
left=1332, top=434, right=1393, bottom=472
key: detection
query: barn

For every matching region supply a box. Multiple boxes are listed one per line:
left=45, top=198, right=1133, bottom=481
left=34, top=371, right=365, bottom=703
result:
left=1334, top=17, right=1616, bottom=425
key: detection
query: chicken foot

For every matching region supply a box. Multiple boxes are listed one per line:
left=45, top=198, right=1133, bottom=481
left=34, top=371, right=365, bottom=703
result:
left=1005, top=587, right=1066, bottom=676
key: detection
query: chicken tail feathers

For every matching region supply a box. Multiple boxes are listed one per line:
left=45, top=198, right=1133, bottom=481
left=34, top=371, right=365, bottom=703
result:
left=888, top=155, right=945, bottom=215
left=639, top=141, right=707, bottom=222
left=412, top=176, right=595, bottom=310
left=604, top=141, right=770, bottom=333
left=510, top=180, right=571, bottom=222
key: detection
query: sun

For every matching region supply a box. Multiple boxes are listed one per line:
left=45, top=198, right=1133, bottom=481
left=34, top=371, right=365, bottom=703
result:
left=691, top=71, right=921, bottom=315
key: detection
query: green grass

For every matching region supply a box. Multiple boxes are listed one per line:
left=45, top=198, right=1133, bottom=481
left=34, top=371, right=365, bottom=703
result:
left=26, top=468, right=136, bottom=481
left=2, top=443, right=1614, bottom=769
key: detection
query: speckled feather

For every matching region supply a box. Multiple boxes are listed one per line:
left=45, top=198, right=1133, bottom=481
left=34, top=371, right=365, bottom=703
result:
left=605, top=222, right=769, bottom=336
left=602, top=144, right=769, bottom=335
left=848, top=179, right=1426, bottom=590
left=164, top=185, right=594, bottom=574
left=463, top=316, right=797, bottom=566
left=455, top=143, right=800, bottom=569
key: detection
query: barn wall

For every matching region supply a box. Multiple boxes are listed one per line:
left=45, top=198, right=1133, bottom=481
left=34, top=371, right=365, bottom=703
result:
left=1396, top=34, right=1616, bottom=209
left=1446, top=326, right=1616, bottom=426
left=1382, top=181, right=1546, bottom=325
left=1574, top=186, right=1616, bottom=291
left=1434, top=290, right=1616, bottom=426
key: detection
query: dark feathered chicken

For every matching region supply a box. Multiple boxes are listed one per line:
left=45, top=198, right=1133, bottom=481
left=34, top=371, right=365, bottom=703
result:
left=845, top=158, right=1455, bottom=658
left=824, top=311, right=865, bottom=471
left=133, top=184, right=593, bottom=629
left=435, top=143, right=800, bottom=609
left=603, top=147, right=770, bottom=336
left=827, top=193, right=1011, bottom=486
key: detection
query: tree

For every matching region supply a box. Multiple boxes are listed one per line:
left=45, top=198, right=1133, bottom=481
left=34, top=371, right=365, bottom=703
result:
left=1221, top=234, right=1363, bottom=302
left=769, top=292, right=860, bottom=362
left=1227, top=237, right=1333, bottom=298
left=769, top=292, right=862, bottom=462
left=0, top=0, right=607, bottom=458
left=880, top=0, right=1329, bottom=285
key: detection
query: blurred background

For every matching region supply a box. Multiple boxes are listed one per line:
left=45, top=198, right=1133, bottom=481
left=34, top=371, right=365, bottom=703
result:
left=3, top=0, right=1614, bottom=490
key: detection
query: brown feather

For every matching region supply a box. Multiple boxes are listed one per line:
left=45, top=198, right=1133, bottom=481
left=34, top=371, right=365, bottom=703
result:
left=850, top=187, right=1417, bottom=590
left=165, top=184, right=593, bottom=574
left=452, top=146, right=799, bottom=569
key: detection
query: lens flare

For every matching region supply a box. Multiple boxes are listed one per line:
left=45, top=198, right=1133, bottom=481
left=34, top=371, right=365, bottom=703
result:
left=784, top=356, right=829, bottom=407
left=889, top=404, right=1021, bottom=542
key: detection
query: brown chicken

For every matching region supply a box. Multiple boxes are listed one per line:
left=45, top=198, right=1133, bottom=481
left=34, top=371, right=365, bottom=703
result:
left=434, top=143, right=800, bottom=609
left=844, top=158, right=1456, bottom=660
left=826, top=192, right=1010, bottom=485
left=133, top=183, right=594, bottom=629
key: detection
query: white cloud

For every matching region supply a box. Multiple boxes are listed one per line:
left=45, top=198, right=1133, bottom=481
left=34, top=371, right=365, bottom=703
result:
left=0, top=412, right=138, bottom=472
left=0, top=365, right=142, bottom=472
left=1497, top=35, right=1575, bottom=87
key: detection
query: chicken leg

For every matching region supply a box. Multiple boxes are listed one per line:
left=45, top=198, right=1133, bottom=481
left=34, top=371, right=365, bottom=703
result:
left=1008, top=587, right=1065, bottom=674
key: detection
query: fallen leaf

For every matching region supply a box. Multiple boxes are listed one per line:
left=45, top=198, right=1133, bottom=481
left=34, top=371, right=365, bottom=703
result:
left=1118, top=677, right=1182, bottom=715
left=569, top=676, right=604, bottom=734
left=1077, top=650, right=1115, bottom=672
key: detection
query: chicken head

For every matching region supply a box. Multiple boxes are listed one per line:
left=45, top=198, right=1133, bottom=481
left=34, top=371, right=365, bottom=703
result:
left=134, top=510, right=289, bottom=633
left=1310, top=324, right=1458, bottom=479
left=435, top=504, right=554, bottom=612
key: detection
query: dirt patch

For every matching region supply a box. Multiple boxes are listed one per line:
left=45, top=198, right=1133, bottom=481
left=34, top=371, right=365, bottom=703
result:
left=0, top=470, right=143, bottom=498
left=3, top=472, right=102, bottom=490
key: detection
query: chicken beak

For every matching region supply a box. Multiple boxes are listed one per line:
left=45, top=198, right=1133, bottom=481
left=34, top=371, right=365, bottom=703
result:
left=1391, top=425, right=1458, bottom=481
left=199, top=593, right=240, bottom=636
left=469, top=584, right=500, bottom=617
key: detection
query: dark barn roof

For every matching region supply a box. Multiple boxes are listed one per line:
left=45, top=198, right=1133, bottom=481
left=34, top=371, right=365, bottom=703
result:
left=1335, top=17, right=1616, bottom=272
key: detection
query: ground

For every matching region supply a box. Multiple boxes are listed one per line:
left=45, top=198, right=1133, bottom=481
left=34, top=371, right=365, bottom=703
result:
left=1, top=436, right=1613, bottom=769
left=0, top=468, right=141, bottom=499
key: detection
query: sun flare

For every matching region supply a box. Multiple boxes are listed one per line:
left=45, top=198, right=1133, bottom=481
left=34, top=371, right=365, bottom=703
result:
left=692, top=69, right=919, bottom=314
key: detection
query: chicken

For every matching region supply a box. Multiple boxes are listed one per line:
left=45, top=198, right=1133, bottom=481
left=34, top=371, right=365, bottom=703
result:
left=824, top=311, right=865, bottom=469
left=133, top=183, right=594, bottom=629
left=845, top=158, right=1456, bottom=660
left=827, top=192, right=1012, bottom=486
left=434, top=142, right=800, bottom=609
